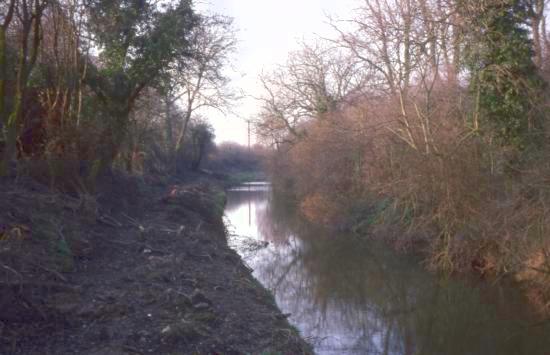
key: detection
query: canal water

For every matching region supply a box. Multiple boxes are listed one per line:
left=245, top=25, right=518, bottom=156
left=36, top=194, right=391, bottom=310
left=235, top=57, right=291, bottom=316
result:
left=224, top=183, right=550, bottom=355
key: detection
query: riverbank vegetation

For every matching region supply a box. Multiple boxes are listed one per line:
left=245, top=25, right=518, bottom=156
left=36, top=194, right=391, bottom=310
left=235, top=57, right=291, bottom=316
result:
left=0, top=0, right=238, bottom=188
left=255, top=0, right=550, bottom=313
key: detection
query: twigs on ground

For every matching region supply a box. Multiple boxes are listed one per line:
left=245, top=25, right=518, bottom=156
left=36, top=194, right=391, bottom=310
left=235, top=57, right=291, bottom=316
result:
left=1, top=263, right=23, bottom=280
left=31, top=262, right=68, bottom=283
left=97, top=215, right=123, bottom=228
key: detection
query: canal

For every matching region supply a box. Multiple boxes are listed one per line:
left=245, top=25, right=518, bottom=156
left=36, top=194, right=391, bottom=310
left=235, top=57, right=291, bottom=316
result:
left=225, top=182, right=550, bottom=355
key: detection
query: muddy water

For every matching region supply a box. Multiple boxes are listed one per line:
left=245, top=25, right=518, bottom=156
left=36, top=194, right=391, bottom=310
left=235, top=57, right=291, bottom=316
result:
left=225, top=183, right=550, bottom=355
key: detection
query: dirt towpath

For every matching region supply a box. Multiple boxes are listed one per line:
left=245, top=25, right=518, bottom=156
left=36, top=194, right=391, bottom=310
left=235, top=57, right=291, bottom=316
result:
left=0, top=174, right=312, bottom=354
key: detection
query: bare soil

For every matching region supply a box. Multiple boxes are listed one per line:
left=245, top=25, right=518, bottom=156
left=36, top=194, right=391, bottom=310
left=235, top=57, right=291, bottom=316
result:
left=0, top=172, right=312, bottom=355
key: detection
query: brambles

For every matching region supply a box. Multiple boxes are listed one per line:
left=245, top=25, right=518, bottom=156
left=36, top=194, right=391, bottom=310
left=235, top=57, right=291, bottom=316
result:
left=256, top=0, right=550, bottom=309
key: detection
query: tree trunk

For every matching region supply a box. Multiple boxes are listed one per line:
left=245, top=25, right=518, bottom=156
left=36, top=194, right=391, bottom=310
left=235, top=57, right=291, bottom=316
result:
left=531, top=0, right=545, bottom=68
left=165, top=98, right=174, bottom=156
left=0, top=27, right=7, bottom=161
left=1, top=0, right=45, bottom=175
left=174, top=109, right=192, bottom=166
left=1, top=24, right=30, bottom=175
left=0, top=0, right=16, bottom=159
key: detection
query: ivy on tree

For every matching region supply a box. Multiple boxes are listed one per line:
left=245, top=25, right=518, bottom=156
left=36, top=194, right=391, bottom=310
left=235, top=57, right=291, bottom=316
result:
left=465, top=0, right=545, bottom=150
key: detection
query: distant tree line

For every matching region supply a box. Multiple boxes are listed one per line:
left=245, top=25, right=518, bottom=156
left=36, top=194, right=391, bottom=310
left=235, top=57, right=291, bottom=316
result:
left=205, top=142, right=266, bottom=175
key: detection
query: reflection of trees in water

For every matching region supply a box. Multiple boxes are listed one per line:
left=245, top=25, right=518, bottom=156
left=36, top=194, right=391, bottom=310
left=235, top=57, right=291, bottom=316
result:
left=248, top=192, right=550, bottom=355
left=252, top=235, right=420, bottom=354
left=225, top=187, right=269, bottom=214
left=255, top=191, right=301, bottom=246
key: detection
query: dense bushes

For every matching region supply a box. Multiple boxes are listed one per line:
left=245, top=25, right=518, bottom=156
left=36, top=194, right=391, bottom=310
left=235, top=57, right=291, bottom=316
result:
left=263, top=83, right=550, bottom=310
left=0, top=0, right=233, bottom=190
left=257, top=0, right=550, bottom=312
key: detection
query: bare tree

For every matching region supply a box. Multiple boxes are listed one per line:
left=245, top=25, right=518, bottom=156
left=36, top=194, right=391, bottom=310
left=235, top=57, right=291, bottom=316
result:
left=160, top=14, right=237, bottom=163
left=330, top=0, right=463, bottom=153
left=39, top=0, right=90, bottom=138
left=330, top=0, right=422, bottom=149
left=255, top=41, right=369, bottom=144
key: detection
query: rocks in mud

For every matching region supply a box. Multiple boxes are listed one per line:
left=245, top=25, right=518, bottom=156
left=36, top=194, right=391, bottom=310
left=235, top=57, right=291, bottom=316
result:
left=158, top=289, right=217, bottom=346
left=161, top=288, right=192, bottom=310
left=160, top=320, right=206, bottom=344
left=190, top=289, right=212, bottom=306
left=160, top=288, right=215, bottom=317
left=275, top=312, right=292, bottom=320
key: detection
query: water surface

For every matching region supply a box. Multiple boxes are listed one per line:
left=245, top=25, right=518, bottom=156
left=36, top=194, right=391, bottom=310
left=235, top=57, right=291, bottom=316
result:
left=225, top=183, right=550, bottom=355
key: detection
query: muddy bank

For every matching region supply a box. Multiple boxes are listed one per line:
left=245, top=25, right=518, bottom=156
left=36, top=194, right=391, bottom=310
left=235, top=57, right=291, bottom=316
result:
left=0, top=173, right=312, bottom=354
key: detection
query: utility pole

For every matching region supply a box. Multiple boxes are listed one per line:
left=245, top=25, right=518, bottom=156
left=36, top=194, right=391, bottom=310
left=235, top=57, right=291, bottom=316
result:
left=247, top=120, right=251, bottom=152
left=247, top=119, right=252, bottom=226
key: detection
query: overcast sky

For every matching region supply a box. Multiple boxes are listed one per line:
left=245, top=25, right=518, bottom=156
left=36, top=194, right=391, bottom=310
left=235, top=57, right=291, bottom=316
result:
left=196, top=0, right=358, bottom=145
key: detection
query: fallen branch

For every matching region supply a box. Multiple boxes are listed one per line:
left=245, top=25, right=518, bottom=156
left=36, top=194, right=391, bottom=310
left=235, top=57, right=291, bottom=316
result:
left=1, top=264, right=22, bottom=280
left=32, top=263, right=68, bottom=283
left=97, top=215, right=123, bottom=228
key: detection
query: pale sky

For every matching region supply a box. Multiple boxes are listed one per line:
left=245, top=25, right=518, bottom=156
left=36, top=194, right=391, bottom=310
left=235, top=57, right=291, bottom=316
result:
left=196, top=0, right=358, bottom=144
